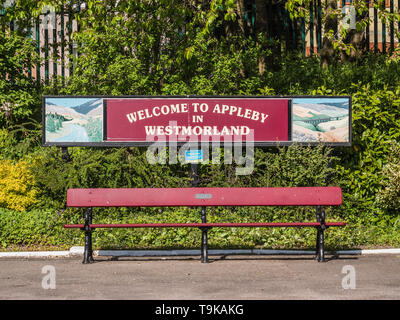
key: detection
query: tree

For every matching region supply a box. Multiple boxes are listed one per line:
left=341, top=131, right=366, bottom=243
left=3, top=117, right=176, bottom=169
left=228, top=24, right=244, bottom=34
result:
left=321, top=0, right=338, bottom=67
left=1, top=0, right=399, bottom=97
left=0, top=26, right=40, bottom=126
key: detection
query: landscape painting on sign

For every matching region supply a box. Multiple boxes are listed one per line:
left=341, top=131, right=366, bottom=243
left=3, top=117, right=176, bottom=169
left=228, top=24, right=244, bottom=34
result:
left=292, top=97, right=350, bottom=143
left=45, top=97, right=103, bottom=143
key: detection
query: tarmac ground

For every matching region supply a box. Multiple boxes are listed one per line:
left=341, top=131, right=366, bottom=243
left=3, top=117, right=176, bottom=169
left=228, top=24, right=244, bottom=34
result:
left=0, top=253, right=399, bottom=302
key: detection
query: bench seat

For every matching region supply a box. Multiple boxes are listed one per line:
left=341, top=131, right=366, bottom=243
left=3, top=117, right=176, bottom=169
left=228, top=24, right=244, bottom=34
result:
left=66, top=187, right=343, bottom=207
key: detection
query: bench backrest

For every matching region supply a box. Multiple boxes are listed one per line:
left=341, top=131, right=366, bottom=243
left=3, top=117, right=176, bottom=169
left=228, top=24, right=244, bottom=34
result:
left=66, top=187, right=342, bottom=207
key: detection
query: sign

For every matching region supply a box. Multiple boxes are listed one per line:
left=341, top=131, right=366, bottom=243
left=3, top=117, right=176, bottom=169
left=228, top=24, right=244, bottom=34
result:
left=42, top=95, right=352, bottom=147
left=185, top=150, right=203, bottom=163
left=105, top=98, right=290, bottom=143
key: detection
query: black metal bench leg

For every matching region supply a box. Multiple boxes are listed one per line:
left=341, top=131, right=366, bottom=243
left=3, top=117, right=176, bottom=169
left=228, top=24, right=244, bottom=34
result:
left=200, top=206, right=209, bottom=263
left=316, top=206, right=326, bottom=262
left=201, top=228, right=209, bottom=263
left=317, top=228, right=325, bottom=262
left=315, top=229, right=321, bottom=260
left=83, top=208, right=94, bottom=264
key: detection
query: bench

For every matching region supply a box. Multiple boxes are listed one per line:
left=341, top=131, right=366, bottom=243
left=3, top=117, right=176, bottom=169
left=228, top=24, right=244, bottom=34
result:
left=64, top=187, right=345, bottom=264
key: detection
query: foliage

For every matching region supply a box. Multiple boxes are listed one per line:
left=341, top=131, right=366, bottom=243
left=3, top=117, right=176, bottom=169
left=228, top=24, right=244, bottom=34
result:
left=0, top=144, right=359, bottom=250
left=2, top=205, right=400, bottom=250
left=262, top=53, right=400, bottom=95
left=376, top=142, right=400, bottom=216
left=0, top=128, right=18, bottom=159
left=28, top=146, right=190, bottom=209
left=0, top=207, right=80, bottom=248
left=195, top=143, right=338, bottom=189
left=27, top=144, right=337, bottom=211
left=1, top=0, right=400, bottom=250
left=2, top=143, right=400, bottom=250
left=0, top=159, right=38, bottom=211
left=285, top=0, right=400, bottom=60
left=336, top=85, right=400, bottom=205
left=0, top=27, right=40, bottom=126
left=0, top=122, right=42, bottom=160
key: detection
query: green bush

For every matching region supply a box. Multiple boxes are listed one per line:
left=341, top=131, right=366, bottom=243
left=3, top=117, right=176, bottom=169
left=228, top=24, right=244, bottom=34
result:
left=0, top=123, right=42, bottom=161
left=376, top=142, right=400, bottom=218
left=1, top=0, right=400, bottom=251
left=2, top=29, right=400, bottom=250
left=0, top=30, right=40, bottom=127
left=197, top=143, right=338, bottom=188
left=0, top=208, right=79, bottom=249
left=334, top=85, right=400, bottom=209
left=15, top=143, right=354, bottom=251
left=28, top=146, right=190, bottom=210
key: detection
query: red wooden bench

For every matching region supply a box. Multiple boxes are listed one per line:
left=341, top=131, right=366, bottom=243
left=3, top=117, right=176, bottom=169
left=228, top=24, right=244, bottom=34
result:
left=64, top=187, right=345, bottom=264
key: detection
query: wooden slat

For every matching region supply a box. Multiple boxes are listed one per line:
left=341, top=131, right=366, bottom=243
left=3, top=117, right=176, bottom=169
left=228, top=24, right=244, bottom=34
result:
left=67, top=187, right=342, bottom=208
left=64, top=222, right=346, bottom=229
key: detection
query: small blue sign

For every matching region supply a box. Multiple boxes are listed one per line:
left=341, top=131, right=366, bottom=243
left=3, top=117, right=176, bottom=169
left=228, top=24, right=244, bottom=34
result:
left=185, top=149, right=203, bottom=162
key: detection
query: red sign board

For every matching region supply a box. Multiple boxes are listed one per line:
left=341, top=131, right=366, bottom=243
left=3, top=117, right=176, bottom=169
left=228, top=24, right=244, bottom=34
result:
left=105, top=98, right=290, bottom=143
left=43, top=95, right=352, bottom=147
